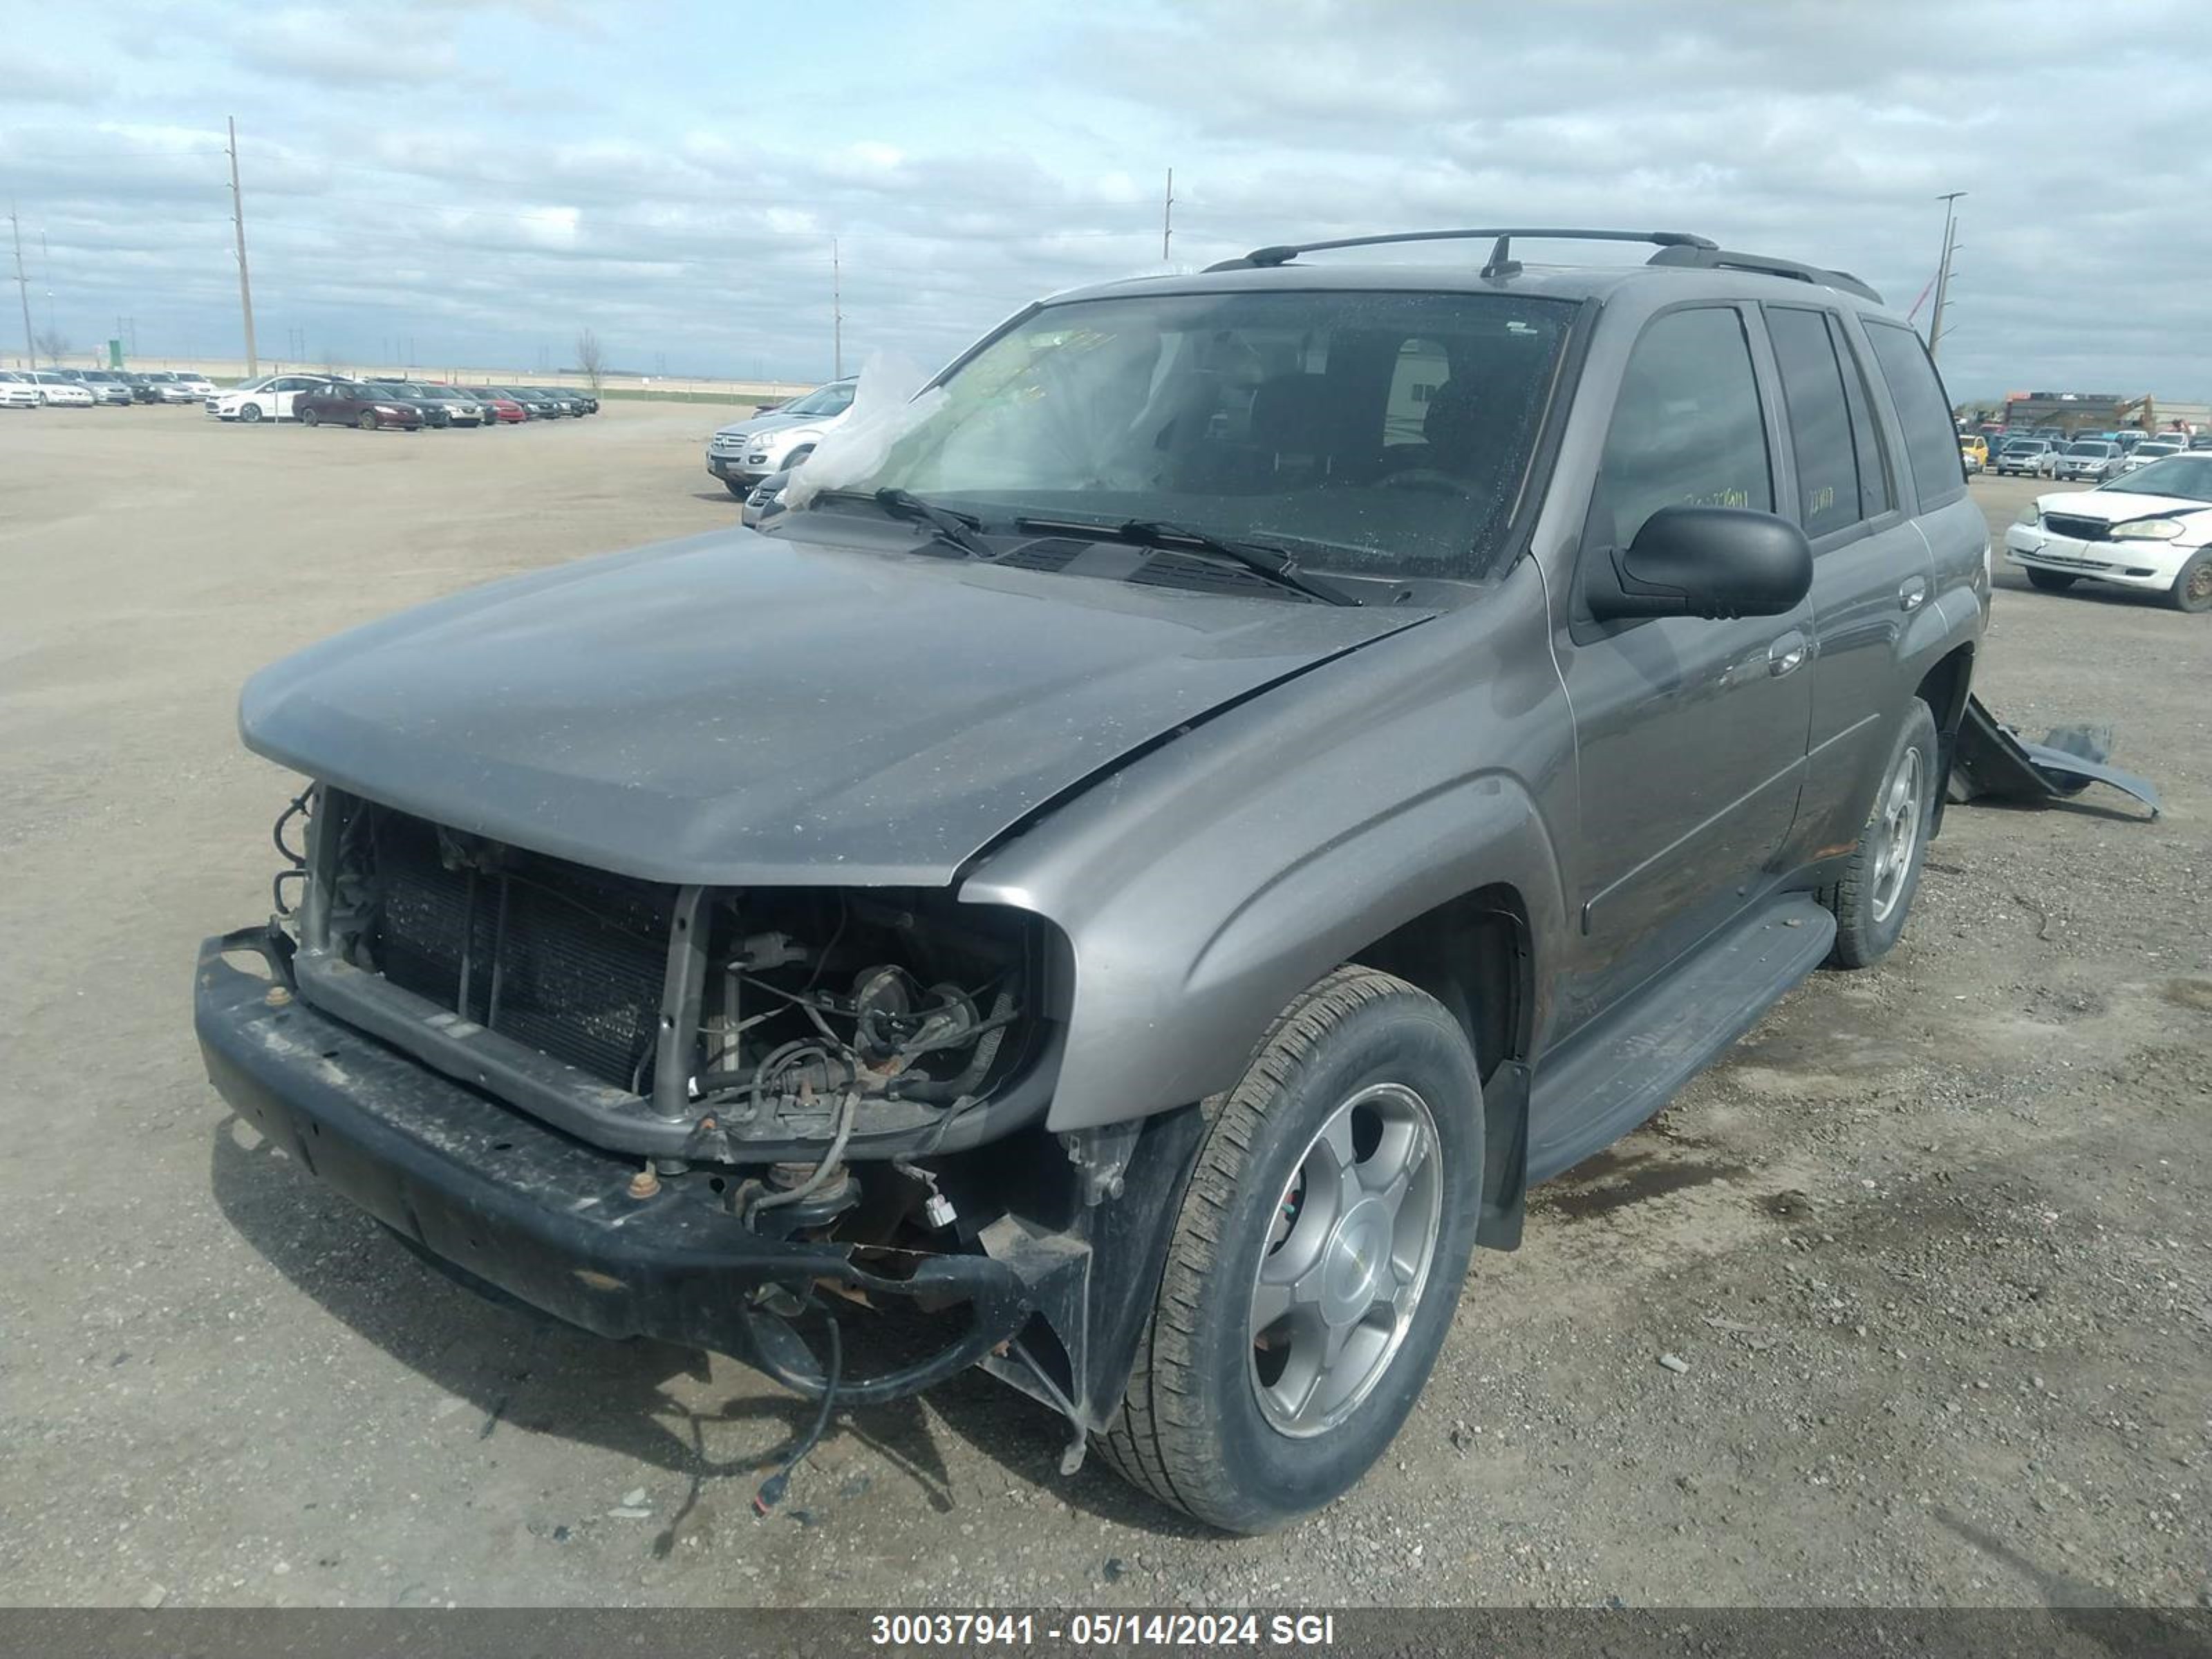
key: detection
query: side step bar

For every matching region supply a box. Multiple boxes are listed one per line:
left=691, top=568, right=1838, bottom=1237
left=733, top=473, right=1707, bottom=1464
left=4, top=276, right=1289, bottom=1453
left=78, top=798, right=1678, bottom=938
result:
left=1526, top=897, right=1836, bottom=1183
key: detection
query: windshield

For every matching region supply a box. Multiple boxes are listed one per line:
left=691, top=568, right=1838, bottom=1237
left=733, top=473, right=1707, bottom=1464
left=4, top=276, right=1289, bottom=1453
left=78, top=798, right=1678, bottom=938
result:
left=2065, top=442, right=2114, bottom=456
left=834, top=288, right=1574, bottom=580
left=783, top=382, right=856, bottom=418
left=2101, top=457, right=2212, bottom=502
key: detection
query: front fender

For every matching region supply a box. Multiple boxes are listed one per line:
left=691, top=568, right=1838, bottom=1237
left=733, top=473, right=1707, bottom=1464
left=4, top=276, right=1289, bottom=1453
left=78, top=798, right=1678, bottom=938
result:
left=962, top=577, right=1572, bottom=1132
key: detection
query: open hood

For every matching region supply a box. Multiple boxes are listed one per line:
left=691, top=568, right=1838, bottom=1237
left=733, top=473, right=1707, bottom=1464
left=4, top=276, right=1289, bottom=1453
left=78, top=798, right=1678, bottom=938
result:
left=241, top=525, right=1427, bottom=887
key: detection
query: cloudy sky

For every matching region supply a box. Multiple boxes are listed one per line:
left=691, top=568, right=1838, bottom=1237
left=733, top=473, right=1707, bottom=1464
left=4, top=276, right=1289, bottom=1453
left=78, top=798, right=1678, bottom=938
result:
left=7, top=0, right=2209, bottom=397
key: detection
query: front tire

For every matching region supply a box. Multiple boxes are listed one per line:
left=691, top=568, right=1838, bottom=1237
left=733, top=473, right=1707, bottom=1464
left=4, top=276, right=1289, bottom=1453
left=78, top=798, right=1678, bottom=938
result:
left=357, top=411, right=377, bottom=431
left=238, top=402, right=264, bottom=423
left=1096, top=966, right=1482, bottom=1533
left=1822, top=700, right=1939, bottom=968
left=300, top=406, right=319, bottom=428
left=724, top=478, right=749, bottom=498
left=2026, top=568, right=2077, bottom=592
left=2168, top=551, right=2212, bottom=613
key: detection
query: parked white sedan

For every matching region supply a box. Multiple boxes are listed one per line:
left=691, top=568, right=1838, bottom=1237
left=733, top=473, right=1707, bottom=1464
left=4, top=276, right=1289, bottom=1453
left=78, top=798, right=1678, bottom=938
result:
left=2006, top=454, right=2212, bottom=612
left=0, top=371, right=42, bottom=409
left=206, top=373, right=335, bottom=422
left=21, top=370, right=95, bottom=406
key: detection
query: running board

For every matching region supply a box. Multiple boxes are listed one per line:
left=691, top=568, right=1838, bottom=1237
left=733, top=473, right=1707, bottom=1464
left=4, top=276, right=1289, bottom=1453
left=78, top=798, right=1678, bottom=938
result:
left=1526, top=897, right=1836, bottom=1183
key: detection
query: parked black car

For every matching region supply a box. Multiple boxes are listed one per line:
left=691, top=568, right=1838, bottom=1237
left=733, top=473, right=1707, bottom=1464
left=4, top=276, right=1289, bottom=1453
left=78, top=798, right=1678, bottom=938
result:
left=198, top=226, right=1987, bottom=1535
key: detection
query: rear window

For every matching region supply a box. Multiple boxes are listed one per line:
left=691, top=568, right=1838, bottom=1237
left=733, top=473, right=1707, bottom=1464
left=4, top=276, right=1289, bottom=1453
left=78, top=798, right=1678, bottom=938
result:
left=1862, top=321, right=1965, bottom=509
left=1765, top=306, right=1860, bottom=538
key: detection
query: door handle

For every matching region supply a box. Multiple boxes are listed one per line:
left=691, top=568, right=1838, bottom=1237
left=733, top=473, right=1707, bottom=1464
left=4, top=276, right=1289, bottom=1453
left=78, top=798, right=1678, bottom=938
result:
left=1767, top=632, right=1808, bottom=677
left=1898, top=577, right=1929, bottom=612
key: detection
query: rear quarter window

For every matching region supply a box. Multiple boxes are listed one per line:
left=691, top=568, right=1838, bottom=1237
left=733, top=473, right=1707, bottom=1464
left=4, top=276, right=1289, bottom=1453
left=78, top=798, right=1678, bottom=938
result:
left=1863, top=321, right=1966, bottom=509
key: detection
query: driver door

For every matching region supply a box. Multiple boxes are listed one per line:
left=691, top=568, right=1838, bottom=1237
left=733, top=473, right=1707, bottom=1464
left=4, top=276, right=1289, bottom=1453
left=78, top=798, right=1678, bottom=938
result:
left=1552, top=304, right=1813, bottom=1027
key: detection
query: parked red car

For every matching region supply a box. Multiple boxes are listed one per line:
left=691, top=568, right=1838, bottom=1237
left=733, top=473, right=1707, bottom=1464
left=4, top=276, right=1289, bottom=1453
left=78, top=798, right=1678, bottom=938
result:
left=462, top=388, right=528, bottom=424
left=296, top=382, right=424, bottom=431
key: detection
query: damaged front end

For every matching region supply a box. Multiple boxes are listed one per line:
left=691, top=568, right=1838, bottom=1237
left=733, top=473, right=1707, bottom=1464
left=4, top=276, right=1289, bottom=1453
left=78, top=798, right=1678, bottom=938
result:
left=195, top=786, right=1198, bottom=1468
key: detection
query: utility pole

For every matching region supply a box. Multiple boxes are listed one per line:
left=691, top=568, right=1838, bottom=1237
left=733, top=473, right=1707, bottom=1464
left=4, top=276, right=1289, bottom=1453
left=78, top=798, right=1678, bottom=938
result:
left=1161, top=167, right=1174, bottom=264
left=831, top=236, right=843, bottom=380
left=8, top=204, right=31, bottom=366
left=227, top=116, right=260, bottom=376
left=1928, top=191, right=1964, bottom=362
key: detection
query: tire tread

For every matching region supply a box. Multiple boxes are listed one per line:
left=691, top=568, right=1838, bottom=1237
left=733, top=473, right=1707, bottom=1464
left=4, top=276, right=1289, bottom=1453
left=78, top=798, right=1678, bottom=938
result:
left=1093, top=965, right=1419, bottom=1520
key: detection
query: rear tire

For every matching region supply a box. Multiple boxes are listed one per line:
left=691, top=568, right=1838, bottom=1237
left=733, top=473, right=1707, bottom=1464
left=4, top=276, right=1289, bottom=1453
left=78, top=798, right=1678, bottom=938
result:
left=2170, top=552, right=2212, bottom=613
left=1821, top=700, right=1939, bottom=969
left=2026, top=569, right=2077, bottom=592
left=1094, top=966, right=1482, bottom=1534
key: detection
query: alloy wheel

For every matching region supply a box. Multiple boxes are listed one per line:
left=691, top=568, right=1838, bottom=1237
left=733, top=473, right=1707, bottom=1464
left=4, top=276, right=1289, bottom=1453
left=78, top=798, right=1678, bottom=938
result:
left=1868, top=746, right=1924, bottom=924
left=1248, top=1082, right=1442, bottom=1437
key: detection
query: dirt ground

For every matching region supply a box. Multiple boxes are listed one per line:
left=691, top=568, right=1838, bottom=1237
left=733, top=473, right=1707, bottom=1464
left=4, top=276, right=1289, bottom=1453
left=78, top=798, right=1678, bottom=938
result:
left=2, top=404, right=2206, bottom=1611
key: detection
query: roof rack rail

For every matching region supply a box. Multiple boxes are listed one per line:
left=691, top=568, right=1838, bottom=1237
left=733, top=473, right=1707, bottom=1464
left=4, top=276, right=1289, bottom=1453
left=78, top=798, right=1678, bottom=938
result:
left=1205, top=227, right=1716, bottom=276
left=1644, top=243, right=1883, bottom=304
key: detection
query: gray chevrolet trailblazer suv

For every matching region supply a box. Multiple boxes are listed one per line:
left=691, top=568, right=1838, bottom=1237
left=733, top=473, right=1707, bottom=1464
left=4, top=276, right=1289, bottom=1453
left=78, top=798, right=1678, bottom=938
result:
left=196, top=227, right=1986, bottom=1533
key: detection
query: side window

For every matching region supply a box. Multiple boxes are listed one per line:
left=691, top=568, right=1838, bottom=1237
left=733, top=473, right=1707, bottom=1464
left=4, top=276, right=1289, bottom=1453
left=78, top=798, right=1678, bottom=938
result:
left=1863, top=320, right=1965, bottom=508
left=1826, top=315, right=1894, bottom=520
left=1591, top=306, right=1772, bottom=550
left=1765, top=306, right=1859, bottom=539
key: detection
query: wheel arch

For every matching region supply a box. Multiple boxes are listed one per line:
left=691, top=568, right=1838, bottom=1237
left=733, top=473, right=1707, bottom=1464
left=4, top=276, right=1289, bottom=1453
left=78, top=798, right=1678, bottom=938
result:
left=1913, top=640, right=1976, bottom=832
left=1345, top=883, right=1536, bottom=1250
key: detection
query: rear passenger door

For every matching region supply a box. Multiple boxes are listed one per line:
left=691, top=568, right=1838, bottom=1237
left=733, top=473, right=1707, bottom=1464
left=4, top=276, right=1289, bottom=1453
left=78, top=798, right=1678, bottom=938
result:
left=1554, top=303, right=1815, bottom=1018
left=1759, top=306, right=1933, bottom=859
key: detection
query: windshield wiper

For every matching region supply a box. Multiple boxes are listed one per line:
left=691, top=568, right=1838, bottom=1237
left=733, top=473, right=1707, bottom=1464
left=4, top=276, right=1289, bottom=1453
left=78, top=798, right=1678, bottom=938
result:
left=861, top=487, right=992, bottom=557
left=1013, top=516, right=1361, bottom=606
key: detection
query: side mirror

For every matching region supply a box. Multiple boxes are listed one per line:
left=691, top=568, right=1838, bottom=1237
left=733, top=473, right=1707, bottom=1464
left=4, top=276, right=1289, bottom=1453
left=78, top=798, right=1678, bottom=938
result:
left=1586, top=504, right=1813, bottom=622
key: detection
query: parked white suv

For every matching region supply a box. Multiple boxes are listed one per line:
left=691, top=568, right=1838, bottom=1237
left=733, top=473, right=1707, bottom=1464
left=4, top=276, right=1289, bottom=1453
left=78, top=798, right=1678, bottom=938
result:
left=704, top=377, right=856, bottom=498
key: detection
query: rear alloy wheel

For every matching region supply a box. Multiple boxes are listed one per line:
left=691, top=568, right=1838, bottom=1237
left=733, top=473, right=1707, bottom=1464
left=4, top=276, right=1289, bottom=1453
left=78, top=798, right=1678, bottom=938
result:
left=2168, top=550, right=2212, bottom=614
left=1821, top=699, right=1939, bottom=968
left=238, top=403, right=264, bottom=423
left=357, top=410, right=377, bottom=431
left=1096, top=965, right=1481, bottom=1534
left=2026, top=568, right=2077, bottom=592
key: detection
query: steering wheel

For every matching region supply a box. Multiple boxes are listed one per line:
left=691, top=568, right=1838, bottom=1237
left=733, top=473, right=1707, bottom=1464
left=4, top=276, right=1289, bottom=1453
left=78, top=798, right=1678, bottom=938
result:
left=1376, top=467, right=1480, bottom=497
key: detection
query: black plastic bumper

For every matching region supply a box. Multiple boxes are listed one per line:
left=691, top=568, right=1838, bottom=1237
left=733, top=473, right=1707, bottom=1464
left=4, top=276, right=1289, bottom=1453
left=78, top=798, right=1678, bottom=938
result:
left=193, top=934, right=1033, bottom=1403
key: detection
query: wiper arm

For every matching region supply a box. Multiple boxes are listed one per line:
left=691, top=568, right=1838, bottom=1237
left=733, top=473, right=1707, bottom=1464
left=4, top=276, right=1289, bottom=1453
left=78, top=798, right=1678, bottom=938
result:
left=865, top=487, right=991, bottom=557
left=1013, top=516, right=1361, bottom=606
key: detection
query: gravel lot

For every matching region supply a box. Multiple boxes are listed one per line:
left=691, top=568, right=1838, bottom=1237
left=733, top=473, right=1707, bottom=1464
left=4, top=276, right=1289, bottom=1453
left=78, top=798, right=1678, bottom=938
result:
left=2, top=406, right=2206, bottom=1610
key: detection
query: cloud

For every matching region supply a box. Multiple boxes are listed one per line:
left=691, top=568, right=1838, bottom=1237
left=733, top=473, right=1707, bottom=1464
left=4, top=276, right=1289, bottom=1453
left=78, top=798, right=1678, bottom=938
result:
left=222, top=5, right=463, bottom=87
left=2, top=0, right=2209, bottom=395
